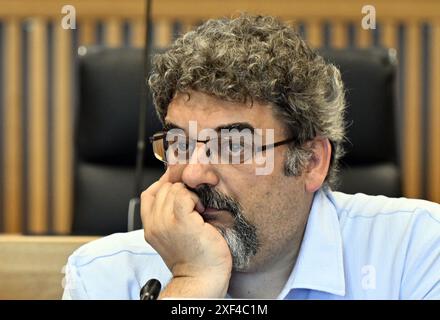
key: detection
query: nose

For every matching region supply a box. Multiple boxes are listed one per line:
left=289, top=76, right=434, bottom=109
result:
left=180, top=142, right=219, bottom=189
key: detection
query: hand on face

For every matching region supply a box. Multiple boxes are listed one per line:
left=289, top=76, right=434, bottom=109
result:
left=141, top=170, right=233, bottom=286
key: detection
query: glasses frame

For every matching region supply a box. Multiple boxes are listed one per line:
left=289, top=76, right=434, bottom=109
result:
left=149, top=131, right=297, bottom=164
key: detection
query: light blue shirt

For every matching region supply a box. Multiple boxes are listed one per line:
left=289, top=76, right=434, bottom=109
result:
left=62, top=189, right=440, bottom=299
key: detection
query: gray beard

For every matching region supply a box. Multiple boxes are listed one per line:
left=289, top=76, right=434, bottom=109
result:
left=190, top=184, right=260, bottom=271
left=216, top=213, right=259, bottom=271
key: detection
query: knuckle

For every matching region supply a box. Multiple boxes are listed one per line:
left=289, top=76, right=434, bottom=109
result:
left=174, top=190, right=194, bottom=215
left=156, top=182, right=171, bottom=197
left=176, top=187, right=189, bottom=198
left=144, top=180, right=159, bottom=193
left=163, top=182, right=172, bottom=188
left=140, top=189, right=148, bottom=198
left=170, top=182, right=184, bottom=193
left=173, top=198, right=184, bottom=212
left=174, top=195, right=186, bottom=210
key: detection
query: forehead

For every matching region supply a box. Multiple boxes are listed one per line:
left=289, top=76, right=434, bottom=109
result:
left=166, top=90, right=284, bottom=133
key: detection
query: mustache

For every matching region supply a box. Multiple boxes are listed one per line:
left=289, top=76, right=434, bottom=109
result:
left=187, top=184, right=259, bottom=269
left=186, top=184, right=241, bottom=216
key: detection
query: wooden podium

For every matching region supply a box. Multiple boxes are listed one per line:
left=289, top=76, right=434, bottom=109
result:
left=0, top=235, right=98, bottom=300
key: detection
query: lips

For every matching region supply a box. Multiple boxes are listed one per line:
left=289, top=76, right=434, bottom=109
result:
left=204, top=207, right=221, bottom=214
left=201, top=207, right=222, bottom=221
left=201, top=208, right=236, bottom=228
left=195, top=201, right=234, bottom=225
left=195, top=201, right=222, bottom=216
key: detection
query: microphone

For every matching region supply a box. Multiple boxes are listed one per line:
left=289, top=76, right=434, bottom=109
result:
left=140, top=279, right=162, bottom=300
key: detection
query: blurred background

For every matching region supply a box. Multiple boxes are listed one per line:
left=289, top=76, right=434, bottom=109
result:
left=0, top=0, right=439, bottom=237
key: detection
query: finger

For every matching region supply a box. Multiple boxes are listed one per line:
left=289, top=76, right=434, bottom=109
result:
left=162, top=183, right=186, bottom=217
left=144, top=169, right=172, bottom=198
left=143, top=182, right=172, bottom=234
left=140, top=191, right=155, bottom=228
left=185, top=188, right=206, bottom=214
left=152, top=182, right=173, bottom=216
left=140, top=170, right=172, bottom=224
left=159, top=168, right=171, bottom=183
left=173, top=188, right=205, bottom=222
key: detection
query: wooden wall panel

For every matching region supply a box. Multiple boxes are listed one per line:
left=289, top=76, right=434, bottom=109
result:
left=357, top=25, right=372, bottom=48
left=306, top=20, right=323, bottom=48
left=402, top=22, right=422, bottom=198
left=105, top=18, right=123, bottom=47
left=332, top=21, right=348, bottom=48
left=382, top=21, right=397, bottom=50
left=79, top=19, right=96, bottom=45
left=28, top=18, right=49, bottom=234
left=131, top=19, right=145, bottom=47
left=154, top=19, right=172, bottom=48
left=52, top=26, right=72, bottom=234
left=428, top=21, right=440, bottom=203
left=3, top=19, right=22, bottom=233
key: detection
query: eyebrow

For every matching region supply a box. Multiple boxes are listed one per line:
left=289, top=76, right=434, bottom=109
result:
left=163, top=121, right=255, bottom=133
left=163, top=121, right=183, bottom=131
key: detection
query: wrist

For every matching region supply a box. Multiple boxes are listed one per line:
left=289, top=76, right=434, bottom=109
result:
left=159, top=271, right=231, bottom=299
left=172, top=262, right=231, bottom=280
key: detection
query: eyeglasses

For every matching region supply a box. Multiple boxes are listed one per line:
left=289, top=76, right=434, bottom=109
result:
left=149, top=131, right=296, bottom=164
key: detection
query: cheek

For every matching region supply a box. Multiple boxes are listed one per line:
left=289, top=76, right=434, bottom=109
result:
left=242, top=174, right=304, bottom=225
left=216, top=157, right=286, bottom=207
left=230, top=175, right=282, bottom=223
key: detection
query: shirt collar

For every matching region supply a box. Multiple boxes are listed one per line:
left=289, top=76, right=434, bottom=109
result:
left=278, top=189, right=346, bottom=298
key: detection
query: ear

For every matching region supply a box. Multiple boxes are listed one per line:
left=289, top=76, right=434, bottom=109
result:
left=304, top=137, right=332, bottom=193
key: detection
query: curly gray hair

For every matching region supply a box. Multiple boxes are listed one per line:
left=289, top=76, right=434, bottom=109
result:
left=149, top=14, right=346, bottom=188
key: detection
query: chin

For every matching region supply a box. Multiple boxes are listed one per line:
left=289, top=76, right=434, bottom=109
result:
left=231, top=256, right=260, bottom=273
left=232, top=265, right=251, bottom=273
left=234, top=250, right=281, bottom=273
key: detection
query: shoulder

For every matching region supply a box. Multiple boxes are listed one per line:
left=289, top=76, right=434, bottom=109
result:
left=330, top=191, right=440, bottom=223
left=331, top=191, right=440, bottom=246
left=64, top=230, right=171, bottom=299
left=69, top=229, right=157, bottom=264
left=328, top=191, right=440, bottom=299
left=329, top=191, right=440, bottom=249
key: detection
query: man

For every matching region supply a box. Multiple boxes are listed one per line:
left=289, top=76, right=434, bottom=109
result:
left=63, top=14, right=440, bottom=299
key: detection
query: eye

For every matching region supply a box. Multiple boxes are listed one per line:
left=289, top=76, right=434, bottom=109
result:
left=177, top=141, right=189, bottom=152
left=167, top=136, right=192, bottom=156
left=228, top=142, right=243, bottom=154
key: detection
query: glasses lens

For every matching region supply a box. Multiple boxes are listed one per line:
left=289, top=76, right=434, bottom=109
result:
left=151, top=131, right=257, bottom=164
left=151, top=133, right=166, bottom=162
left=220, top=135, right=254, bottom=164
